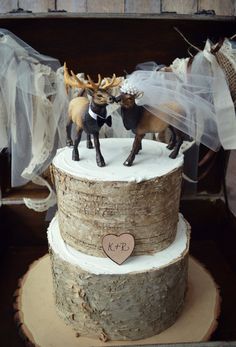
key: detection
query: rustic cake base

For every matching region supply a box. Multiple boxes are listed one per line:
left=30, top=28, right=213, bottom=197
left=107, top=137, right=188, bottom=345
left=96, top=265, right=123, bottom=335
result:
left=14, top=255, right=220, bottom=347
left=48, top=214, right=190, bottom=341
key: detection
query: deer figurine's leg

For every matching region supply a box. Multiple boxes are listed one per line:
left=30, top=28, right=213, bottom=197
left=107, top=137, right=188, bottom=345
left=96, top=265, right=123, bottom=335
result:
left=124, top=134, right=144, bottom=166
left=135, top=140, right=142, bottom=155
left=87, top=134, right=93, bottom=149
left=167, top=125, right=176, bottom=150
left=72, top=128, right=83, bottom=161
left=169, top=130, right=183, bottom=159
left=66, top=119, right=73, bottom=146
left=93, top=132, right=105, bottom=167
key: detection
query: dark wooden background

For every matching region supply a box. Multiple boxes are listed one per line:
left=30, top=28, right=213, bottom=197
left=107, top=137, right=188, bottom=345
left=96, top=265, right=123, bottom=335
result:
left=0, top=16, right=235, bottom=76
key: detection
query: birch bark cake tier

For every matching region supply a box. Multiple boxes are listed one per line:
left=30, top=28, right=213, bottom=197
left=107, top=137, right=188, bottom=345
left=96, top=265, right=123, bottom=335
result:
left=51, top=138, right=183, bottom=256
left=48, top=214, right=190, bottom=341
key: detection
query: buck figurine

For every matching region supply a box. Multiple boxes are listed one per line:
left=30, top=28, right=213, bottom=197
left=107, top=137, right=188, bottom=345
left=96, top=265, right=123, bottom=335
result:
left=115, top=81, right=186, bottom=166
left=64, top=63, right=121, bottom=167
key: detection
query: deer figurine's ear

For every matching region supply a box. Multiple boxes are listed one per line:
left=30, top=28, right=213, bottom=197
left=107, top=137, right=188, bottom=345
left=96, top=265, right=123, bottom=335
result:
left=135, top=91, right=144, bottom=99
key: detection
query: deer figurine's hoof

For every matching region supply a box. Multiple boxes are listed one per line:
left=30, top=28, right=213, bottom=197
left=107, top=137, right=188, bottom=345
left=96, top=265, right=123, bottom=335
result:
left=169, top=151, right=178, bottom=159
left=66, top=139, right=73, bottom=147
left=97, top=157, right=105, bottom=167
left=87, top=142, right=94, bottom=149
left=72, top=153, right=80, bottom=161
left=167, top=143, right=175, bottom=150
left=97, top=161, right=106, bottom=167
left=123, top=160, right=132, bottom=166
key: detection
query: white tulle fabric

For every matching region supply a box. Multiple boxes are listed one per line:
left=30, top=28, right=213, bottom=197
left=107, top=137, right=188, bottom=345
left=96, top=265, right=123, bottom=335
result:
left=1, top=29, right=235, bottom=211
left=0, top=29, right=68, bottom=211
left=123, top=41, right=236, bottom=151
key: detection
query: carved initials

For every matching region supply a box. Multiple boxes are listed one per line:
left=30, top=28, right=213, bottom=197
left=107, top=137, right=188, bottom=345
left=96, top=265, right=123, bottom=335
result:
left=102, top=233, right=135, bottom=265
left=107, top=242, right=130, bottom=252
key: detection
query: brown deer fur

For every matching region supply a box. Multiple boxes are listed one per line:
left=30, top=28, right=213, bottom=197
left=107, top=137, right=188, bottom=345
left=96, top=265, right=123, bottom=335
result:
left=117, top=93, right=186, bottom=166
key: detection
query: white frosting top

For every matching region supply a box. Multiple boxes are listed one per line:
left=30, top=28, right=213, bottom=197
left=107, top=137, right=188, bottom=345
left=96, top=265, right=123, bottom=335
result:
left=53, top=138, right=183, bottom=182
left=48, top=214, right=188, bottom=275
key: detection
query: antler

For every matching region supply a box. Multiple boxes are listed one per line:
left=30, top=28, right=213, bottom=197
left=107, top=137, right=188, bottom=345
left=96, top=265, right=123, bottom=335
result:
left=64, top=63, right=121, bottom=92
left=100, top=74, right=122, bottom=90
left=86, top=74, right=102, bottom=90
left=64, top=62, right=80, bottom=93
left=64, top=62, right=98, bottom=91
left=71, top=71, right=102, bottom=90
left=72, top=72, right=120, bottom=91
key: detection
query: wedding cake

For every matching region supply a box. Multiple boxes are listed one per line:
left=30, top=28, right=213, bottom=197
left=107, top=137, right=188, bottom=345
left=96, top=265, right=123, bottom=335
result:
left=48, top=138, right=190, bottom=342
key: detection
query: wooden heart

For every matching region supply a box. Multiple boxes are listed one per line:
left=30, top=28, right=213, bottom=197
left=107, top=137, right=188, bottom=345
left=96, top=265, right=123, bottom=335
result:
left=102, top=233, right=135, bottom=265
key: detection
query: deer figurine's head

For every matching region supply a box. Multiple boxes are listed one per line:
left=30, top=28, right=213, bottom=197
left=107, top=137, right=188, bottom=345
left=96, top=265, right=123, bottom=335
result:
left=115, top=79, right=144, bottom=109
left=64, top=62, right=121, bottom=106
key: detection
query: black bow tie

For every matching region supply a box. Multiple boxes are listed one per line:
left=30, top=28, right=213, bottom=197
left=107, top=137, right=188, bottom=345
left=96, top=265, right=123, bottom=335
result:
left=97, top=115, right=112, bottom=127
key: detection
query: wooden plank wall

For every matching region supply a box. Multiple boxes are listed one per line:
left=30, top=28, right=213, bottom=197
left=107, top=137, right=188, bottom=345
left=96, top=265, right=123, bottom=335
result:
left=0, top=0, right=235, bottom=15
left=0, top=16, right=234, bottom=77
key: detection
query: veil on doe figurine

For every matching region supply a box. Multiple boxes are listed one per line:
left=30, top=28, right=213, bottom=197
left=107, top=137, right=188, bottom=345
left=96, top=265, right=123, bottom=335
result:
left=64, top=63, right=121, bottom=167
left=115, top=79, right=187, bottom=166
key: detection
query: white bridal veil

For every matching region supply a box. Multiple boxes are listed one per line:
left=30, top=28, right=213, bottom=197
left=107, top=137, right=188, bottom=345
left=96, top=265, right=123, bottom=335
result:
left=0, top=29, right=68, bottom=211
left=123, top=38, right=236, bottom=152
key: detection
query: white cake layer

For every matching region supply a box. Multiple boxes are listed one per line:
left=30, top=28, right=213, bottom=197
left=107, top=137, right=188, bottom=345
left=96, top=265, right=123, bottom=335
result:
left=53, top=138, right=183, bottom=182
left=48, top=214, right=189, bottom=275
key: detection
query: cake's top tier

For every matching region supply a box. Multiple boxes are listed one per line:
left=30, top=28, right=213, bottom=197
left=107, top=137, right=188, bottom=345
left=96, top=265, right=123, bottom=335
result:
left=52, top=138, right=183, bottom=257
left=52, top=138, right=183, bottom=183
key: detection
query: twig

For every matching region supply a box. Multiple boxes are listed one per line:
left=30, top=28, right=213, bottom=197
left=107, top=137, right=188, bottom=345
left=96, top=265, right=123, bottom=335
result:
left=174, top=27, right=201, bottom=52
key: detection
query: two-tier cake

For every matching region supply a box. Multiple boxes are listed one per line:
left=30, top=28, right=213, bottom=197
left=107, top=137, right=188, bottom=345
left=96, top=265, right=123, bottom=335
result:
left=48, top=138, right=190, bottom=342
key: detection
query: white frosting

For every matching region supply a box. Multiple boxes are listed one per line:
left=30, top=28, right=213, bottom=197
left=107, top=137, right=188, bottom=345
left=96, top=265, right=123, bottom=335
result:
left=48, top=214, right=188, bottom=275
left=53, top=138, right=183, bottom=182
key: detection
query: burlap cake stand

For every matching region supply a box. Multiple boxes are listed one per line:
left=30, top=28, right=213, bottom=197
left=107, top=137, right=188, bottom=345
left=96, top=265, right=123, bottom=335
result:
left=13, top=255, right=220, bottom=347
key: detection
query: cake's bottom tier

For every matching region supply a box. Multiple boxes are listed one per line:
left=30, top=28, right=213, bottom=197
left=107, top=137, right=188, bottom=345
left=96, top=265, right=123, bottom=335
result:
left=48, top=215, right=190, bottom=341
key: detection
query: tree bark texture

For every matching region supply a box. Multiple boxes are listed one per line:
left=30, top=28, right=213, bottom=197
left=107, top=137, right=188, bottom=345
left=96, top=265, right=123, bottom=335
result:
left=51, top=165, right=182, bottom=256
left=49, top=231, right=189, bottom=341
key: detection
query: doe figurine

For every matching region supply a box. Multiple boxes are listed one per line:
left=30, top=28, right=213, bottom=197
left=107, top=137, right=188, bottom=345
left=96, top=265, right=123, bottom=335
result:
left=115, top=81, right=186, bottom=166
